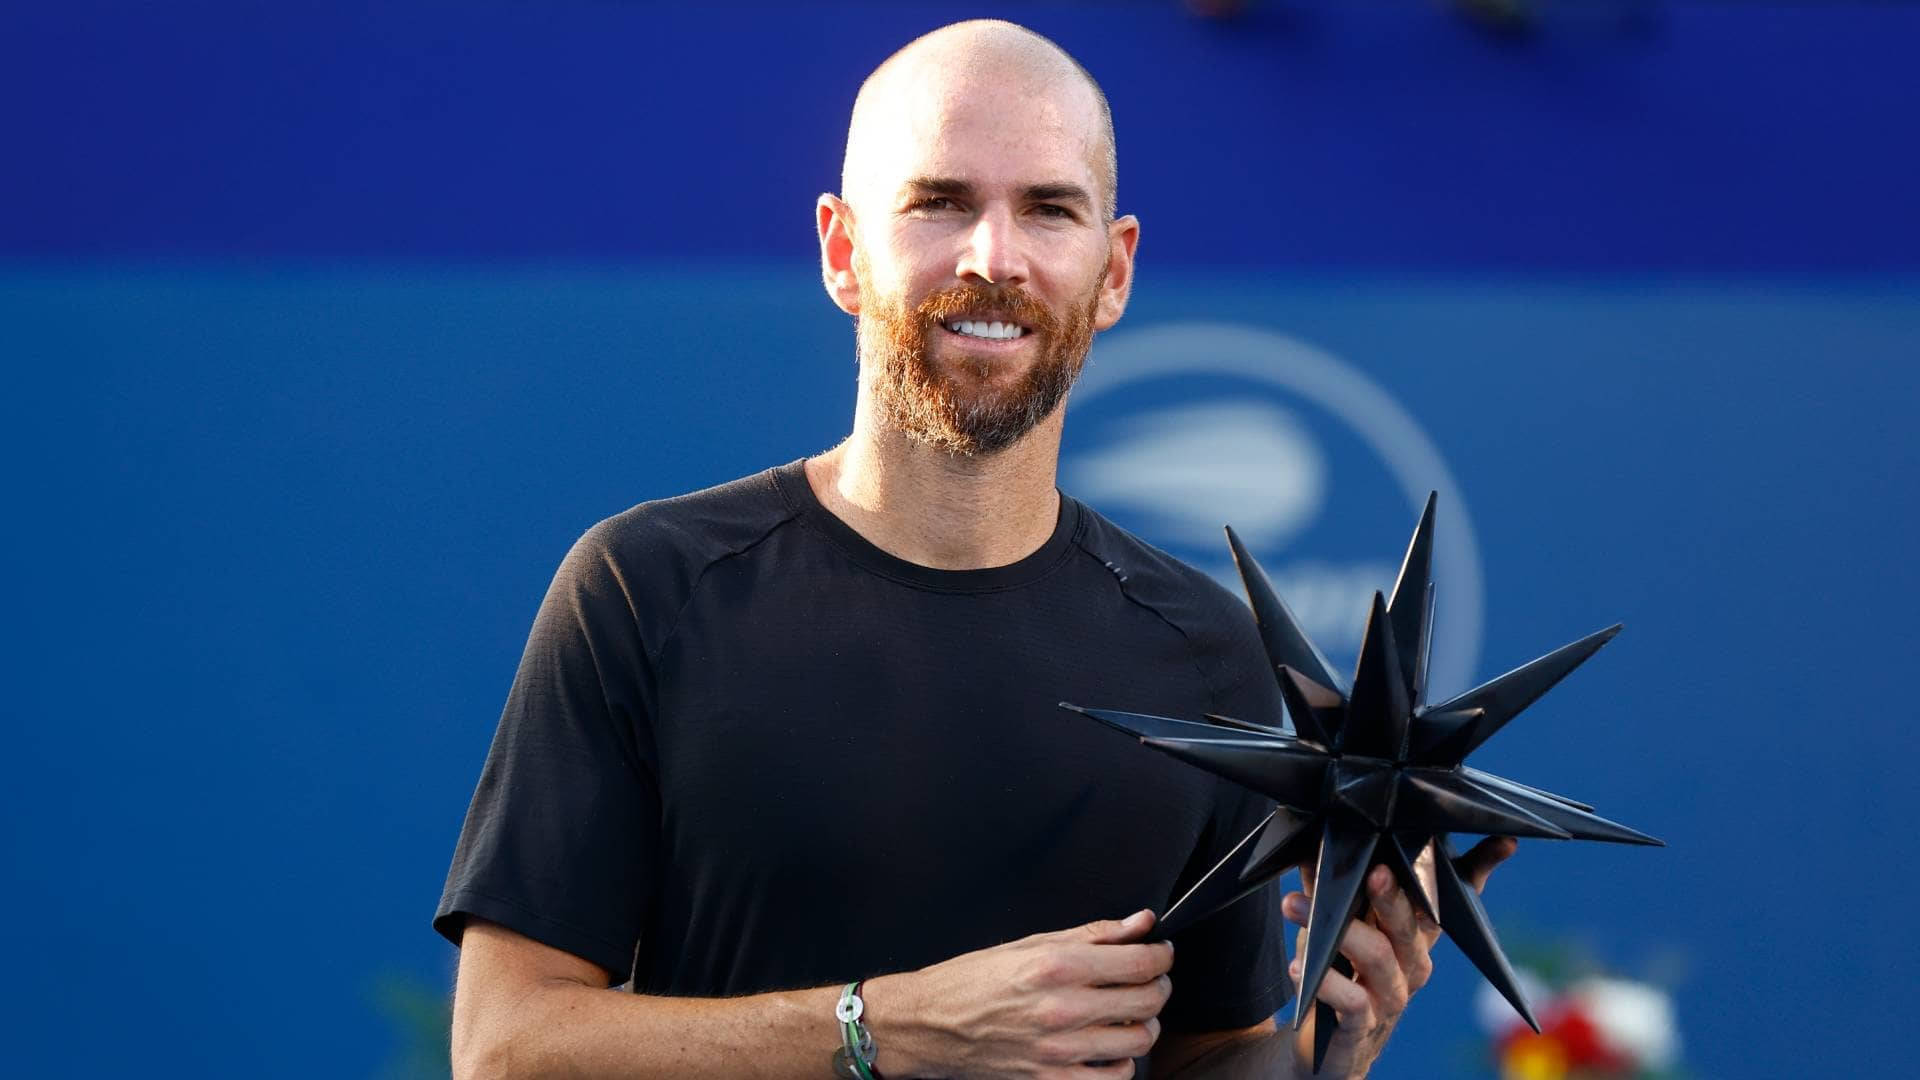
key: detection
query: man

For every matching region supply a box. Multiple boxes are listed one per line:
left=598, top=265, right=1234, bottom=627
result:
left=435, top=20, right=1513, bottom=1078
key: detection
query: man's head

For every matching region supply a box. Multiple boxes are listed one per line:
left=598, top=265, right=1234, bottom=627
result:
left=818, top=20, right=1140, bottom=457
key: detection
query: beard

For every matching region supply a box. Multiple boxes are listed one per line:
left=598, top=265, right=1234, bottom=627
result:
left=856, top=261, right=1102, bottom=458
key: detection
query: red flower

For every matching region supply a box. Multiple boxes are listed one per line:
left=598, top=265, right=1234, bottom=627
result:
left=1497, top=998, right=1635, bottom=1077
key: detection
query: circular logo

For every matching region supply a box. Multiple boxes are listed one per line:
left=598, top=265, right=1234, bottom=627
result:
left=1065, top=322, right=1485, bottom=698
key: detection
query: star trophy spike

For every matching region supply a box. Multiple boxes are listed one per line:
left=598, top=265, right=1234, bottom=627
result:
left=1060, top=494, right=1662, bottom=1073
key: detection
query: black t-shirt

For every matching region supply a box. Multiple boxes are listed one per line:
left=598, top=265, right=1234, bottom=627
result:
left=435, top=461, right=1293, bottom=1032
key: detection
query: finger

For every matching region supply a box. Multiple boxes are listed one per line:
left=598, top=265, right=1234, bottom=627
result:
left=1284, top=894, right=1309, bottom=985
left=1088, top=974, right=1173, bottom=1024
left=1284, top=883, right=1407, bottom=1013
left=1289, top=953, right=1375, bottom=1028
left=1332, top=907, right=1408, bottom=1015
left=1455, top=836, right=1519, bottom=893
left=1300, top=855, right=1319, bottom=897
left=1078, top=909, right=1156, bottom=945
left=1064, top=1058, right=1138, bottom=1080
left=1364, top=865, right=1432, bottom=993
left=1078, top=941, right=1176, bottom=987
left=1282, top=891, right=1309, bottom=925
left=1059, top=1018, right=1160, bottom=1069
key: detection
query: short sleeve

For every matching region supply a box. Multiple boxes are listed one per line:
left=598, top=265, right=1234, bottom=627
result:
left=432, top=527, right=660, bottom=984
left=1156, top=632, right=1297, bottom=1033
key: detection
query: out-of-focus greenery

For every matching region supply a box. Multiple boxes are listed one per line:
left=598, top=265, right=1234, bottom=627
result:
left=371, top=972, right=452, bottom=1080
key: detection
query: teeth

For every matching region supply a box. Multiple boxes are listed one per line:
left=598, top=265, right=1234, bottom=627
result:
left=947, top=319, right=1025, bottom=340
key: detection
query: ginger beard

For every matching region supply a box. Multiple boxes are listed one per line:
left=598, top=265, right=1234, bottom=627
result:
left=856, top=252, right=1103, bottom=457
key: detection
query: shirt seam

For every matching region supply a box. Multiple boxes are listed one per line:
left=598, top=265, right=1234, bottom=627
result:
left=1068, top=541, right=1228, bottom=710
left=645, top=499, right=805, bottom=668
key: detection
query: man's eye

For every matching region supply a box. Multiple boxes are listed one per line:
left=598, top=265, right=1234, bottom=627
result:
left=1034, top=204, right=1075, bottom=220
left=910, top=197, right=957, bottom=212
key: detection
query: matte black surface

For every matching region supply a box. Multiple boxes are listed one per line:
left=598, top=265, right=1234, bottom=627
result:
left=1063, top=495, right=1662, bottom=1069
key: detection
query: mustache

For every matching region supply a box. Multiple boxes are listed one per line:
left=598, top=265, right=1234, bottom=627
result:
left=916, top=282, right=1060, bottom=335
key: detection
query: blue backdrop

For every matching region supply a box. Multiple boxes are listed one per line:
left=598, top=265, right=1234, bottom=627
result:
left=4, top=3, right=1917, bottom=1077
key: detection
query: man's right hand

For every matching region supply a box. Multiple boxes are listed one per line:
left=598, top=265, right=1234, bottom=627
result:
left=866, top=909, right=1175, bottom=1079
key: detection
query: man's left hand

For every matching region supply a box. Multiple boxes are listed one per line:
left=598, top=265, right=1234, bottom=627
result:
left=1278, top=835, right=1518, bottom=1078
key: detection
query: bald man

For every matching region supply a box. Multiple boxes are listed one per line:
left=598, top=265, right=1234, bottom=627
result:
left=436, top=20, right=1509, bottom=1079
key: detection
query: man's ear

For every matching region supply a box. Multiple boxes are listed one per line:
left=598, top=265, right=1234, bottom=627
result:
left=1094, top=214, right=1140, bottom=332
left=817, top=194, right=861, bottom=316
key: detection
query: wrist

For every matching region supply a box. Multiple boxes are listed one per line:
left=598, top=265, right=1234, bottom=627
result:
left=859, top=970, right=940, bottom=1079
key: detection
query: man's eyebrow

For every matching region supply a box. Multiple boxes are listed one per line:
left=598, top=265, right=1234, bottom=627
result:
left=899, top=177, right=1094, bottom=208
left=1023, top=182, right=1093, bottom=207
left=903, top=177, right=974, bottom=198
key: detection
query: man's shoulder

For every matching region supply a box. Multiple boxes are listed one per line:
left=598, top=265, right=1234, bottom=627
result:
left=592, top=463, right=798, bottom=550
left=558, top=462, right=806, bottom=597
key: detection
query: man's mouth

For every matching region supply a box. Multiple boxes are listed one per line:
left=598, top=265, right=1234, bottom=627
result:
left=942, top=318, right=1030, bottom=341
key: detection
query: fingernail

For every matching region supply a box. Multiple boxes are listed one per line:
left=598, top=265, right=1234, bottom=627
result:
left=1371, top=867, right=1391, bottom=893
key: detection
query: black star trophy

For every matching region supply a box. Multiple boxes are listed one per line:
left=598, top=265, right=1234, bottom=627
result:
left=1062, top=495, right=1661, bottom=1072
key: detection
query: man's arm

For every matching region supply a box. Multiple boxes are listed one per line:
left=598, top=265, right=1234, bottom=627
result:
left=1149, top=837, right=1518, bottom=1080
left=452, top=909, right=1175, bottom=1080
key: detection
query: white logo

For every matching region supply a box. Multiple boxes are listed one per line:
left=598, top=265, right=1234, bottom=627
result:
left=1065, top=322, right=1486, bottom=699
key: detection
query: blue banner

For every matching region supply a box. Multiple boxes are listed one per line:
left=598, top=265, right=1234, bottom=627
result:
left=6, top=267, right=1915, bottom=1076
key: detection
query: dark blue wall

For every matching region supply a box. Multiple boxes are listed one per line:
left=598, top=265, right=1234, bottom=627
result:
left=5, top=3, right=1917, bottom=1077
left=6, top=1, right=1917, bottom=268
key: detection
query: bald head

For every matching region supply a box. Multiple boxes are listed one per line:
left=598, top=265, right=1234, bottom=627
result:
left=840, top=20, right=1118, bottom=220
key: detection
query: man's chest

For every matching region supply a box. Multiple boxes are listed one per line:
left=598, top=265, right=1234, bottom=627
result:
left=640, top=571, right=1232, bottom=900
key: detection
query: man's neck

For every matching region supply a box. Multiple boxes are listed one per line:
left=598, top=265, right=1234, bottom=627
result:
left=804, top=410, right=1065, bottom=572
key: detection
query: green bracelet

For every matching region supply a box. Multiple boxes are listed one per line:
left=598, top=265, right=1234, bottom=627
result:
left=832, top=980, right=879, bottom=1080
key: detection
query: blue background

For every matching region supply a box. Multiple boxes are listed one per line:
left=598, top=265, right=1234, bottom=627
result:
left=4, top=2, right=1917, bottom=1077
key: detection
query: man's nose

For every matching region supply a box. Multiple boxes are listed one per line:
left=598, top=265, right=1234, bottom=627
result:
left=955, top=206, right=1029, bottom=287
